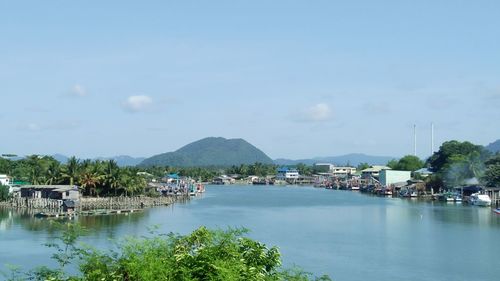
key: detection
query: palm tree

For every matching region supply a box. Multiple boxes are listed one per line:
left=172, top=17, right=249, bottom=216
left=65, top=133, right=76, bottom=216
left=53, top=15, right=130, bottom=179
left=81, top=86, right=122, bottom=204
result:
left=104, top=160, right=120, bottom=196
left=45, top=161, right=61, bottom=185
left=24, top=155, right=45, bottom=184
left=62, top=156, right=80, bottom=186
left=80, top=173, right=100, bottom=196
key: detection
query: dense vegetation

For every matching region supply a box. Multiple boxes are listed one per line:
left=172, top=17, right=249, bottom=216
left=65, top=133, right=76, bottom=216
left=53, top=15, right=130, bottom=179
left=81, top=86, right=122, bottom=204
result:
left=2, top=224, right=331, bottom=281
left=0, top=155, right=148, bottom=197
left=0, top=185, right=9, bottom=201
left=387, top=155, right=424, bottom=172
left=139, top=137, right=274, bottom=167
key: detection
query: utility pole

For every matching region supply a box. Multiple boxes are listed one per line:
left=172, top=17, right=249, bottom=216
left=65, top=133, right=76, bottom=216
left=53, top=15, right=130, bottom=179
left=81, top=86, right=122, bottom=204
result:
left=414, top=124, right=417, bottom=157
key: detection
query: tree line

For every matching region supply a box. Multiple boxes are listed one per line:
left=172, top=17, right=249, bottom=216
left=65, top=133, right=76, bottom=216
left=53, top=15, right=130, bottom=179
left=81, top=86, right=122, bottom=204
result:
left=0, top=155, right=149, bottom=197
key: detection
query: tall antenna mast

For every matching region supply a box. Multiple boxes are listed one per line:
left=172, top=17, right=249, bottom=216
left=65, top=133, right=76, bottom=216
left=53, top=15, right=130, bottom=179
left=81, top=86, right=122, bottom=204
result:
left=414, top=124, right=417, bottom=157
left=431, top=123, right=434, bottom=155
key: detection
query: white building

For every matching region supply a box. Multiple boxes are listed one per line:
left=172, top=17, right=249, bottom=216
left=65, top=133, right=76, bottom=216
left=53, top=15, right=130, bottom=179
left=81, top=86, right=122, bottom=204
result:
left=361, top=166, right=391, bottom=179
left=313, top=163, right=356, bottom=177
left=276, top=168, right=300, bottom=180
left=379, top=170, right=412, bottom=186
left=314, top=163, right=335, bottom=173
left=0, top=174, right=12, bottom=186
left=331, top=166, right=357, bottom=177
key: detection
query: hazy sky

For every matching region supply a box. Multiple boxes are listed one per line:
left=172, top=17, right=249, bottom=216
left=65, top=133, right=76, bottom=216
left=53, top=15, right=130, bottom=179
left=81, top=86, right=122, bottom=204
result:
left=1, top=0, right=499, bottom=160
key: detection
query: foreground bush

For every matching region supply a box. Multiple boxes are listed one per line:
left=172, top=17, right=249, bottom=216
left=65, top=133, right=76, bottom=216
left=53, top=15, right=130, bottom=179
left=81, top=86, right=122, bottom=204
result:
left=3, top=224, right=331, bottom=281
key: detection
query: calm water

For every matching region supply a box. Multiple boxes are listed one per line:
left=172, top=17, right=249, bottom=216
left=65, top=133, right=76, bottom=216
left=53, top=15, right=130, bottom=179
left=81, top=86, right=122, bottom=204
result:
left=1, top=185, right=500, bottom=280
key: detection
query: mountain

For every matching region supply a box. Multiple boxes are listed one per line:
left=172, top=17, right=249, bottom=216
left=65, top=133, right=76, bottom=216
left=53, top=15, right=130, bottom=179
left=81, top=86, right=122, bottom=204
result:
left=139, top=137, right=273, bottom=167
left=274, top=153, right=395, bottom=166
left=486, top=140, right=500, bottom=153
left=95, top=155, right=146, bottom=167
left=52, top=154, right=69, bottom=164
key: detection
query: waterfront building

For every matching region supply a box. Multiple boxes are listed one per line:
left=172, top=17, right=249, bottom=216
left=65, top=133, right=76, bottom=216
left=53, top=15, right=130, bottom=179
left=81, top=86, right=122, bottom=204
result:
left=0, top=174, right=12, bottom=186
left=379, top=170, right=412, bottom=186
left=20, top=185, right=80, bottom=200
left=331, top=166, right=357, bottom=177
left=212, top=175, right=235, bottom=185
left=314, top=163, right=335, bottom=173
left=361, top=165, right=391, bottom=179
left=313, top=164, right=356, bottom=177
left=276, top=167, right=300, bottom=180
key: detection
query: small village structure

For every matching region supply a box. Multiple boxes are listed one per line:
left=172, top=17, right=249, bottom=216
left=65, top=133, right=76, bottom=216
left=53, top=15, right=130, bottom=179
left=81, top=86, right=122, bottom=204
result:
left=276, top=167, right=300, bottom=181
left=379, top=170, right=412, bottom=186
left=361, top=165, right=391, bottom=179
left=0, top=174, right=12, bottom=186
left=20, top=185, right=80, bottom=200
left=212, top=175, right=236, bottom=185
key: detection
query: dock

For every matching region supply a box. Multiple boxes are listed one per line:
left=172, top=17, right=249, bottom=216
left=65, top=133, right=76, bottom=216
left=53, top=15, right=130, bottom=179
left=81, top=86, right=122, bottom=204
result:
left=34, top=208, right=144, bottom=218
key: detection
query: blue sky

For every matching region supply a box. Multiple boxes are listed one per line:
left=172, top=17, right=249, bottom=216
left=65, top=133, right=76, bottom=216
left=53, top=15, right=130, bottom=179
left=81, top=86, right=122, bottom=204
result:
left=1, top=0, right=499, bottom=160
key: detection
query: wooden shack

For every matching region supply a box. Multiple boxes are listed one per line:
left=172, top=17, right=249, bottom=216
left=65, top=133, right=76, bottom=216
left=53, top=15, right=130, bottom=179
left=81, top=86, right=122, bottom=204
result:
left=20, top=185, right=80, bottom=200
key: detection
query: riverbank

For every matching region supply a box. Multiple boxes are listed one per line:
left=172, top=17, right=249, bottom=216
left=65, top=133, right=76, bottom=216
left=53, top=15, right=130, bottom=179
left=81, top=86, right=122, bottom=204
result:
left=0, top=194, right=190, bottom=211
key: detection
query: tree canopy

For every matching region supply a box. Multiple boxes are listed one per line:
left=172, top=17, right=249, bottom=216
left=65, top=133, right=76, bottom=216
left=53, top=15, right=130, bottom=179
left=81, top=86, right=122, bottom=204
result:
left=426, top=140, right=491, bottom=187
left=387, top=155, right=424, bottom=171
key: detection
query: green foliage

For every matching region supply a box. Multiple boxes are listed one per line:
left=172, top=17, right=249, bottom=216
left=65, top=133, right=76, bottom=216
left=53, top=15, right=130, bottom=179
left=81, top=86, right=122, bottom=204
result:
left=5, top=224, right=331, bottom=281
left=0, top=185, right=10, bottom=201
left=295, top=163, right=312, bottom=176
left=387, top=155, right=424, bottom=171
left=356, top=163, right=370, bottom=171
left=427, top=141, right=490, bottom=187
left=139, top=137, right=274, bottom=167
left=483, top=154, right=500, bottom=187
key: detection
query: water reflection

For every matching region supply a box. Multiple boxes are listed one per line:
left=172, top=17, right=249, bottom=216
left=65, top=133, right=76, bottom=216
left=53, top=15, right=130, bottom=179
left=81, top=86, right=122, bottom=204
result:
left=0, top=206, right=148, bottom=234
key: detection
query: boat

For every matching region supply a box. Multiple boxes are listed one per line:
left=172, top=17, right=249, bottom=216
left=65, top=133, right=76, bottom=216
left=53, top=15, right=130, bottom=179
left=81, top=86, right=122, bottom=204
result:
left=493, top=208, right=500, bottom=215
left=468, top=193, right=492, bottom=206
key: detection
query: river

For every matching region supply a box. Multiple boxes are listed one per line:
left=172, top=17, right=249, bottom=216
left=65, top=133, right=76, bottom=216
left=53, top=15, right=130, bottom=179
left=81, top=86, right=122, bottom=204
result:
left=1, top=185, right=499, bottom=280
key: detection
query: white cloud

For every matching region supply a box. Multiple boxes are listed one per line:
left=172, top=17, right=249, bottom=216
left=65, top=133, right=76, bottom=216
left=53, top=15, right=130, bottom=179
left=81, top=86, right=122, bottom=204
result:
left=123, top=95, right=153, bottom=112
left=295, top=103, right=333, bottom=122
left=70, top=84, right=87, bottom=97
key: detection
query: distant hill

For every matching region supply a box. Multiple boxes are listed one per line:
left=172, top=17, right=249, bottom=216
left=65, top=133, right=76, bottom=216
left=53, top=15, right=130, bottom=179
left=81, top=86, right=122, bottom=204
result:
left=139, top=137, right=273, bottom=167
left=95, top=155, right=146, bottom=167
left=274, top=153, right=395, bottom=166
left=52, top=154, right=69, bottom=164
left=486, top=140, right=500, bottom=153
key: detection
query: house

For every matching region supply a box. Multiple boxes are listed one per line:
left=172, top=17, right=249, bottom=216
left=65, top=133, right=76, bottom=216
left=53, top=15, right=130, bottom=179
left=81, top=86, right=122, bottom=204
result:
left=0, top=174, right=12, bottom=186
left=379, top=170, right=411, bottom=186
left=314, top=163, right=335, bottom=173
left=313, top=164, right=356, bottom=177
left=212, top=175, right=235, bottom=185
left=276, top=168, right=300, bottom=180
left=20, top=185, right=80, bottom=200
left=331, top=166, right=357, bottom=177
left=361, top=166, right=391, bottom=179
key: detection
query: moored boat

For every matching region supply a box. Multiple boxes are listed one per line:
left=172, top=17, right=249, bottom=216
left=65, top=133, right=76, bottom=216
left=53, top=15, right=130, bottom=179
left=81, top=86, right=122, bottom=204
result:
left=468, top=193, right=492, bottom=206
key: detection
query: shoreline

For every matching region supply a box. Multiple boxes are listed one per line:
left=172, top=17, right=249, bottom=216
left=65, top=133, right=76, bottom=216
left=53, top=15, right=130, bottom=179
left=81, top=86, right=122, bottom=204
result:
left=0, top=194, right=190, bottom=212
